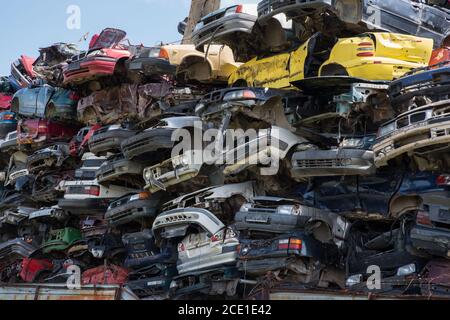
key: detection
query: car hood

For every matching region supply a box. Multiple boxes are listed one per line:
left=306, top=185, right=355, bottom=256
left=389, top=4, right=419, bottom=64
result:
left=90, top=28, right=127, bottom=50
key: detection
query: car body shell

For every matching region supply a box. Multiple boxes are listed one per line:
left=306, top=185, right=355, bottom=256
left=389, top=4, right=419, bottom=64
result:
left=12, top=85, right=78, bottom=121
left=373, top=99, right=450, bottom=168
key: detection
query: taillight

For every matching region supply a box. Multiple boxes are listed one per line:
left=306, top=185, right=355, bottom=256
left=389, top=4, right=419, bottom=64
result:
left=278, top=239, right=289, bottom=250
left=38, top=122, right=49, bottom=134
left=357, top=52, right=374, bottom=57
left=159, top=48, right=170, bottom=60
left=416, top=210, right=432, bottom=226
left=178, top=243, right=185, bottom=252
left=436, top=175, right=450, bottom=186
left=2, top=114, right=14, bottom=121
left=235, top=5, right=243, bottom=13
left=289, top=239, right=302, bottom=251
left=69, top=92, right=80, bottom=101
left=358, top=42, right=373, bottom=46
left=85, top=186, right=100, bottom=196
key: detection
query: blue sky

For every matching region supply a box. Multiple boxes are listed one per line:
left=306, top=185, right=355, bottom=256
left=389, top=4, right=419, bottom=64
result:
left=1, top=0, right=260, bottom=76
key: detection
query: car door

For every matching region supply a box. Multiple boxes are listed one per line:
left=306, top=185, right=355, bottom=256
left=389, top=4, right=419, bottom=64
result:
left=20, top=87, right=40, bottom=117
left=363, top=0, right=421, bottom=35
left=36, top=85, right=54, bottom=118
left=419, top=3, right=450, bottom=47
left=181, top=232, right=213, bottom=267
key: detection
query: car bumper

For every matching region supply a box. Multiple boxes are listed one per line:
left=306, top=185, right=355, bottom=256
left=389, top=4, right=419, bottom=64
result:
left=126, top=276, right=172, bottom=297
left=410, top=225, right=450, bottom=258
left=126, top=57, right=176, bottom=77
left=27, top=152, right=60, bottom=173
left=121, top=128, right=175, bottom=160
left=0, top=123, right=17, bottom=139
left=96, top=158, right=144, bottom=185
left=374, top=119, right=450, bottom=167
left=290, top=149, right=376, bottom=178
left=234, top=211, right=309, bottom=234
left=177, top=250, right=238, bottom=275
left=58, top=198, right=110, bottom=214
left=192, top=14, right=256, bottom=49
left=63, top=57, right=118, bottom=84
left=89, top=130, right=135, bottom=155
left=105, top=199, right=160, bottom=226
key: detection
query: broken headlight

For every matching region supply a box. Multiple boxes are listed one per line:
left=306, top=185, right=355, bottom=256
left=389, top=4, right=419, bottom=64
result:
left=396, top=263, right=416, bottom=277
left=276, top=205, right=301, bottom=216
left=346, top=274, right=363, bottom=287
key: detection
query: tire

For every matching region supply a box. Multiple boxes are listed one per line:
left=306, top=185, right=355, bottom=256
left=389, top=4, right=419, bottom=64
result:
left=320, top=64, right=349, bottom=77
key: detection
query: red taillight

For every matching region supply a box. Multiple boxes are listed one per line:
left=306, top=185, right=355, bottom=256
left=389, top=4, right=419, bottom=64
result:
left=211, top=235, right=219, bottom=242
left=235, top=5, right=243, bottom=13
left=178, top=243, right=185, bottom=252
left=38, top=122, right=49, bottom=134
left=436, top=175, right=450, bottom=186
left=85, top=186, right=100, bottom=196
left=357, top=52, right=374, bottom=57
left=358, top=42, right=373, bottom=46
left=416, top=210, right=432, bottom=226
left=289, top=239, right=302, bottom=251
left=278, top=239, right=289, bottom=250
left=2, top=114, right=14, bottom=120
left=69, top=92, right=80, bottom=101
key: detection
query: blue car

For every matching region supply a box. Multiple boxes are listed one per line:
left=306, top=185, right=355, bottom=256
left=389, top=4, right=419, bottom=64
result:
left=0, top=111, right=17, bottom=138
left=300, top=169, right=448, bottom=220
left=389, top=64, right=450, bottom=108
left=11, top=84, right=79, bottom=121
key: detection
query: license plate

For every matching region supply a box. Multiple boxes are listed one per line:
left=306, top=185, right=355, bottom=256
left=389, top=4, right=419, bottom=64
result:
left=68, top=61, right=81, bottom=71
left=129, top=61, right=143, bottom=70
left=245, top=215, right=269, bottom=224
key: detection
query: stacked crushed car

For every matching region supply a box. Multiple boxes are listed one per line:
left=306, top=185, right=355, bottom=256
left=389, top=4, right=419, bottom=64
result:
left=1, top=0, right=450, bottom=299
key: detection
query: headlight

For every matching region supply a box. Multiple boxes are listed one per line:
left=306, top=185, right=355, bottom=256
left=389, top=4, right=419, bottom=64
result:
left=276, top=205, right=300, bottom=215
left=172, top=153, right=191, bottom=167
left=143, top=168, right=153, bottom=181
left=397, top=263, right=416, bottom=277
left=239, top=203, right=252, bottom=212
left=195, top=103, right=206, bottom=115
left=169, top=280, right=178, bottom=290
left=130, top=192, right=151, bottom=202
left=346, top=274, right=362, bottom=287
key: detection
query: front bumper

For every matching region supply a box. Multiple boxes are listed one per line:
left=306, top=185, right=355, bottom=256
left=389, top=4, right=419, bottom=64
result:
left=89, top=129, right=135, bottom=155
left=121, top=128, right=175, bottom=161
left=410, top=225, right=450, bottom=258
left=105, top=199, right=160, bottom=226
left=27, top=152, right=62, bottom=173
left=192, top=14, right=256, bottom=50
left=58, top=198, right=110, bottom=215
left=63, top=57, right=118, bottom=85
left=290, top=149, right=375, bottom=178
left=374, top=119, right=450, bottom=167
left=96, top=158, right=144, bottom=186
left=144, top=161, right=202, bottom=193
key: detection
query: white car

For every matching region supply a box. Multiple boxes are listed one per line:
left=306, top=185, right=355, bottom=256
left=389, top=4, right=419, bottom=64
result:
left=58, top=153, right=137, bottom=214
left=153, top=208, right=240, bottom=275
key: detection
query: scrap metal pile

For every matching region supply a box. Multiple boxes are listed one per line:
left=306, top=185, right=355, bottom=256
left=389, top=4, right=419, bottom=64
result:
left=1, top=0, right=450, bottom=300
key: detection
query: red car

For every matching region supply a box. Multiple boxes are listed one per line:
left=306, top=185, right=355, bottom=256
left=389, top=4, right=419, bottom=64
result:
left=18, top=118, right=80, bottom=148
left=63, top=28, right=131, bottom=85
left=69, top=124, right=101, bottom=157
left=10, top=55, right=36, bottom=89
left=430, top=46, right=450, bottom=66
left=0, top=94, right=12, bottom=110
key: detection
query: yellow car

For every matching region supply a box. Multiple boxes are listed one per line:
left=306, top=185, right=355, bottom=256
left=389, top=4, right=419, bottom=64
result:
left=228, top=32, right=433, bottom=89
